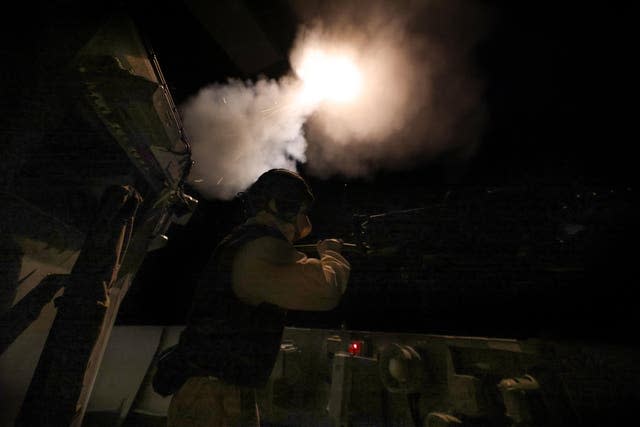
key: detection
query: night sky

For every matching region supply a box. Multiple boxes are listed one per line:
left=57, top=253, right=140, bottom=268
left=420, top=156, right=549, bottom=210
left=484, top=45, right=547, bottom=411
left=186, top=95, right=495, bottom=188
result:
left=20, top=1, right=632, bottom=342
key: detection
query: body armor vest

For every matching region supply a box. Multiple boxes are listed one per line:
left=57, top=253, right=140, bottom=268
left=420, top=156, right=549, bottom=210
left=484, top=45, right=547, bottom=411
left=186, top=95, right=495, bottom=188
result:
left=154, top=223, right=288, bottom=394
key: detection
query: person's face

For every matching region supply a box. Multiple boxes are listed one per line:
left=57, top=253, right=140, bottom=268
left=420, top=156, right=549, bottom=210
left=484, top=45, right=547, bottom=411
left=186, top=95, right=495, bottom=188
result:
left=267, top=199, right=312, bottom=242
left=293, top=204, right=312, bottom=241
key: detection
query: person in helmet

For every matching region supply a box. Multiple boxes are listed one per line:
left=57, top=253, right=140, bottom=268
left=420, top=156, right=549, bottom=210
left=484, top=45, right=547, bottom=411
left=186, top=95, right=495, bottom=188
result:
left=162, top=169, right=350, bottom=427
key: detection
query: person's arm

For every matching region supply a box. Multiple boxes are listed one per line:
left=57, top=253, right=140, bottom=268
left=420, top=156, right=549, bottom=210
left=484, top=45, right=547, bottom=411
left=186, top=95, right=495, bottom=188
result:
left=232, top=236, right=350, bottom=311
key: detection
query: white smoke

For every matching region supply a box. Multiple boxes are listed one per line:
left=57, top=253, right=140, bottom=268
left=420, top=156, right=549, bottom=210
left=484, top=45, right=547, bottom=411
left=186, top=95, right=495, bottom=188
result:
left=182, top=76, right=313, bottom=199
left=183, top=0, right=491, bottom=199
left=291, top=0, right=492, bottom=178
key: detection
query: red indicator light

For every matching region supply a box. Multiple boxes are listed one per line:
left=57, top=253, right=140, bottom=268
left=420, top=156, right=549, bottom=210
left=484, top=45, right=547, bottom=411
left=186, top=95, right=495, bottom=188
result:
left=348, top=341, right=362, bottom=356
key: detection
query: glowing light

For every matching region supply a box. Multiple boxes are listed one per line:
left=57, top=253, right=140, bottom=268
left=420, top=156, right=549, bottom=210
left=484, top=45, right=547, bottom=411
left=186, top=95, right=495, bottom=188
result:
left=296, top=49, right=362, bottom=105
left=348, top=341, right=362, bottom=356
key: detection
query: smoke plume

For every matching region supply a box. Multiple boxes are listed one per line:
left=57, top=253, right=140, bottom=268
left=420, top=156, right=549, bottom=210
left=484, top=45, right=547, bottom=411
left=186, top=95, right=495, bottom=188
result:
left=293, top=0, right=492, bottom=178
left=183, top=0, right=492, bottom=199
left=182, top=76, right=312, bottom=199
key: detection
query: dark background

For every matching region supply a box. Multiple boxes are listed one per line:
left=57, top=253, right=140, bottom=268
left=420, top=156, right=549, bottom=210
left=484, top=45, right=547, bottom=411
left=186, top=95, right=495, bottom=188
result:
left=2, top=1, right=636, bottom=342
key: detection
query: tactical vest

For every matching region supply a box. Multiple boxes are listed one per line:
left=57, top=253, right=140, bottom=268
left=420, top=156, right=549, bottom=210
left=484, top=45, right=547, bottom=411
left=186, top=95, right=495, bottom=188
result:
left=153, top=223, right=288, bottom=395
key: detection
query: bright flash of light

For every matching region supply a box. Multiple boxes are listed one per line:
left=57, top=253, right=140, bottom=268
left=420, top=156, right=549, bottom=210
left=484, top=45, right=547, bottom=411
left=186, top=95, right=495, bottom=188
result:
left=295, top=49, right=362, bottom=105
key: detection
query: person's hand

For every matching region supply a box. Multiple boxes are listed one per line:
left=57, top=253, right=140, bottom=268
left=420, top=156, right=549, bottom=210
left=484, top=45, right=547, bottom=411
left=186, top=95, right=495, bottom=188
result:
left=317, top=238, right=343, bottom=255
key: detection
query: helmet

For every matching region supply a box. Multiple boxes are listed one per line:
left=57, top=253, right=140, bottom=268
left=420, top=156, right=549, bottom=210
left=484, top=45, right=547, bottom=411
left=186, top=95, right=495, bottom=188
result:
left=244, top=169, right=314, bottom=221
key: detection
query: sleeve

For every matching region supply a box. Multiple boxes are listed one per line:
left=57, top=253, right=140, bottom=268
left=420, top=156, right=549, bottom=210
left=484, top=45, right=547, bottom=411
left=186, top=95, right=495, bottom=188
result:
left=231, top=236, right=351, bottom=311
